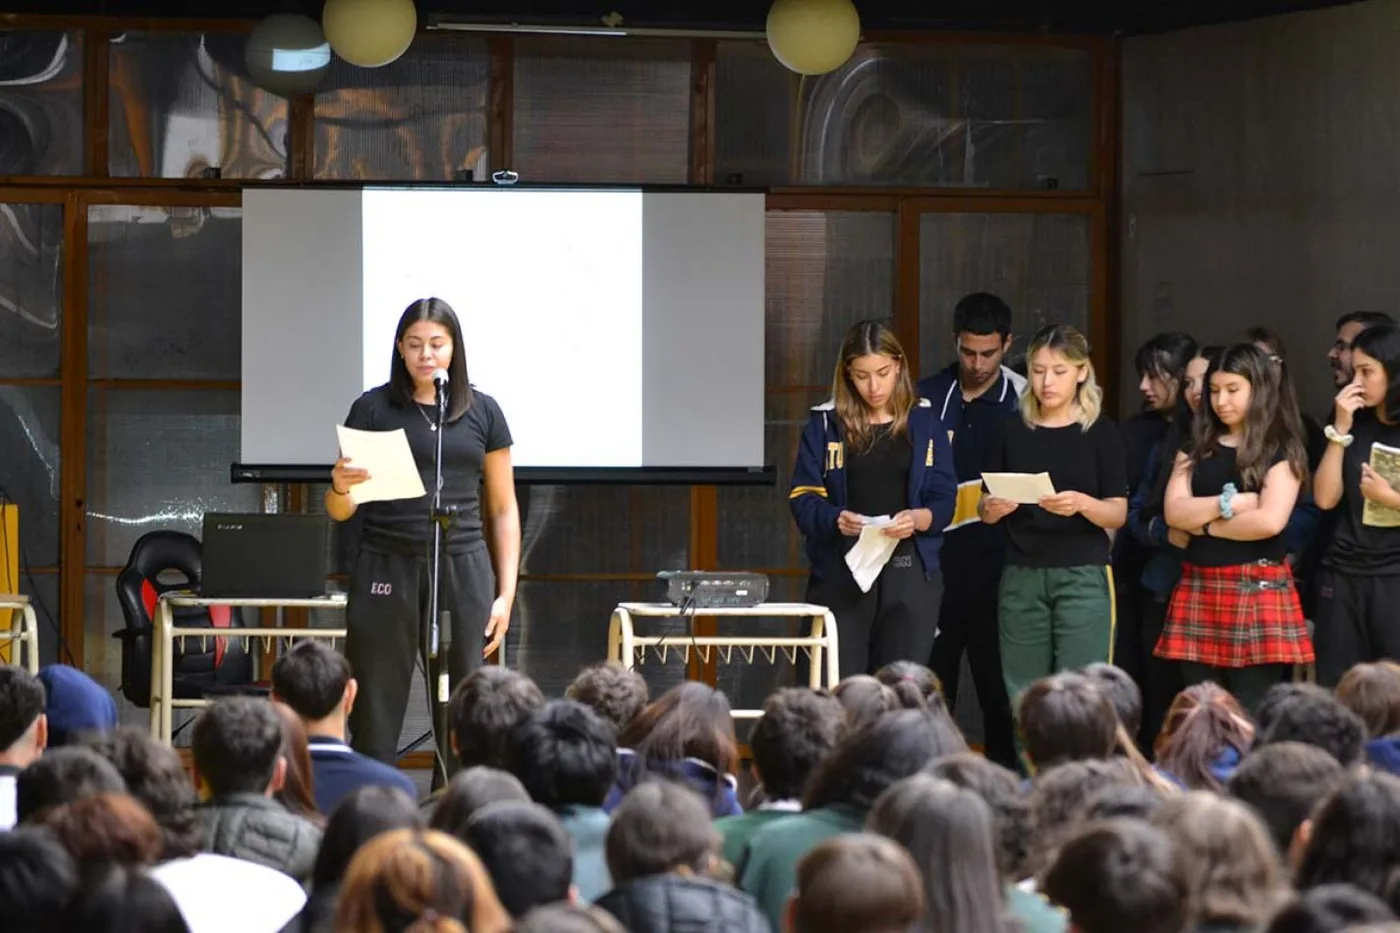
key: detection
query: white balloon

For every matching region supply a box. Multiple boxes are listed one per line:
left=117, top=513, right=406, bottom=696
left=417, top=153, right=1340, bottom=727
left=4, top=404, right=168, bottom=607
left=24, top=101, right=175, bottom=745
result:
left=245, top=14, right=332, bottom=96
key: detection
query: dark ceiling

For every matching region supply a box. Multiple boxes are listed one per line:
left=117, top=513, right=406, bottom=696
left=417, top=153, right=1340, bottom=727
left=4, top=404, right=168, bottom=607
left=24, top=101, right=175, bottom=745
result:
left=3, top=0, right=1370, bottom=36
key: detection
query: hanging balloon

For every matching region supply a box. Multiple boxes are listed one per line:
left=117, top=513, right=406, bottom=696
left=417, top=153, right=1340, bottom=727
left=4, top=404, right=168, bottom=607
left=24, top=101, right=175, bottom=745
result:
left=245, top=14, right=332, bottom=96
left=766, top=0, right=861, bottom=76
left=322, top=0, right=418, bottom=68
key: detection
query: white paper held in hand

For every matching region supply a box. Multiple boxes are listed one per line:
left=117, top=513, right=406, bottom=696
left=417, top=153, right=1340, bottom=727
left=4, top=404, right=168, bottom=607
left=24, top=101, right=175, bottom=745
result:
left=335, top=425, right=427, bottom=504
left=845, top=514, right=899, bottom=593
left=982, top=472, right=1057, bottom=505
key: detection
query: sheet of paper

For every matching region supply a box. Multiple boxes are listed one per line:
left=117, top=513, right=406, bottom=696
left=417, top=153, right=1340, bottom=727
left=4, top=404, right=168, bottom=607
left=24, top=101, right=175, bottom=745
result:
left=335, top=425, right=427, bottom=505
left=845, top=514, right=899, bottom=593
left=982, top=471, right=1057, bottom=505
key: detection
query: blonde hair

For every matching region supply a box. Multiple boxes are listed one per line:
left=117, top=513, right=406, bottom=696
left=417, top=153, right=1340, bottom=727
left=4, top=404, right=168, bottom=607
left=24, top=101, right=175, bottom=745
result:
left=1020, top=324, right=1103, bottom=431
left=334, top=828, right=511, bottom=933
left=832, top=320, right=918, bottom=455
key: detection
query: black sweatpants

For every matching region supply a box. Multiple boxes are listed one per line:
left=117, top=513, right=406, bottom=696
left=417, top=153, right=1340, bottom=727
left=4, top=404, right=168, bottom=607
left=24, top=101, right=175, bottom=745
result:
left=806, top=542, right=943, bottom=680
left=1138, top=594, right=1183, bottom=755
left=930, top=560, right=1017, bottom=769
left=1314, top=569, right=1400, bottom=687
left=345, top=544, right=494, bottom=765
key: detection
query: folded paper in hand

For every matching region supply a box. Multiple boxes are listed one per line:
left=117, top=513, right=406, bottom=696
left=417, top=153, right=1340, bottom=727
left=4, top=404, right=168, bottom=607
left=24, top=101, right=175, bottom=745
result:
left=335, top=425, right=427, bottom=504
left=982, top=472, right=1057, bottom=505
left=845, top=515, right=898, bottom=593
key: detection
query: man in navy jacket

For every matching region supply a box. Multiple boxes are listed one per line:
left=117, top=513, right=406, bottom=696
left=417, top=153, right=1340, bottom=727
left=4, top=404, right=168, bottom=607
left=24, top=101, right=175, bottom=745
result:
left=271, top=640, right=416, bottom=814
left=916, top=293, right=1023, bottom=767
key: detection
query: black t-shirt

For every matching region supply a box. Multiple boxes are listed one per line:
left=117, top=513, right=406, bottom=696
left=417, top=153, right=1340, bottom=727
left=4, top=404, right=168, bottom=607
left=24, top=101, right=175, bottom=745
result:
left=343, top=384, right=512, bottom=555
left=1324, top=411, right=1400, bottom=575
left=845, top=423, right=912, bottom=518
left=987, top=416, right=1129, bottom=568
left=1185, top=444, right=1289, bottom=567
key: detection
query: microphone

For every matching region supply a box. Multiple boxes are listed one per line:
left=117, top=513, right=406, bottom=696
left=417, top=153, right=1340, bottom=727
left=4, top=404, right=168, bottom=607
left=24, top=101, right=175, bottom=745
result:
left=432, top=368, right=450, bottom=388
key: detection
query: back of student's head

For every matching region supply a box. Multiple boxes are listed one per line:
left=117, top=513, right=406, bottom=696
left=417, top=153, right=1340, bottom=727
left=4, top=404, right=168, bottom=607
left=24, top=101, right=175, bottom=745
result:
left=618, top=681, right=738, bottom=776
left=1266, top=884, right=1397, bottom=933
left=506, top=699, right=617, bottom=809
left=1081, top=662, right=1144, bottom=737
left=1155, top=682, right=1256, bottom=791
left=1296, top=771, right=1400, bottom=902
left=833, top=675, right=900, bottom=729
left=63, top=864, right=191, bottom=933
left=1256, top=685, right=1366, bottom=766
left=191, top=696, right=283, bottom=796
left=1228, top=741, right=1345, bottom=861
left=38, top=664, right=118, bottom=748
left=313, top=784, right=423, bottom=890
left=16, top=745, right=125, bottom=824
left=866, top=773, right=1007, bottom=933
left=605, top=780, right=718, bottom=883
left=1258, top=683, right=1323, bottom=733
left=1028, top=757, right=1141, bottom=879
left=448, top=667, right=545, bottom=770
left=565, top=662, right=648, bottom=737
left=926, top=752, right=1030, bottom=881
left=0, top=828, right=78, bottom=933
left=83, top=728, right=206, bottom=860
left=1019, top=672, right=1118, bottom=769
left=749, top=688, right=846, bottom=803
left=271, top=638, right=352, bottom=721
left=429, top=766, right=531, bottom=836
left=335, top=828, right=509, bottom=933
left=1151, top=791, right=1284, bottom=929
left=0, top=663, right=45, bottom=757
left=464, top=801, right=573, bottom=918
left=1083, top=782, right=1167, bottom=823
left=873, top=661, right=944, bottom=712
left=1043, top=818, right=1188, bottom=933
left=790, top=833, right=923, bottom=933
left=37, top=792, right=164, bottom=874
left=803, top=708, right=967, bottom=812
left=514, top=903, right=628, bottom=933
left=1336, top=662, right=1400, bottom=739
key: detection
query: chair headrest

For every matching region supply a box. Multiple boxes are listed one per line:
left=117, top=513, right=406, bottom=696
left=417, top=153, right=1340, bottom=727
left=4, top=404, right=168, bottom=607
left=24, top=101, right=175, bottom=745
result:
left=122, top=530, right=203, bottom=582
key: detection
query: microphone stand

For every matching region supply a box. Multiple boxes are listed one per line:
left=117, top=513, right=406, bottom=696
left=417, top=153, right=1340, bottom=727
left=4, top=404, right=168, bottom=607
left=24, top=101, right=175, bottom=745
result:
left=426, top=376, right=456, bottom=791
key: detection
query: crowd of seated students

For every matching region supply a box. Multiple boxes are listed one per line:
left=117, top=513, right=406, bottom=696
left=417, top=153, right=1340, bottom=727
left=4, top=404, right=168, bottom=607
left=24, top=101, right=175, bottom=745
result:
left=11, top=642, right=1400, bottom=933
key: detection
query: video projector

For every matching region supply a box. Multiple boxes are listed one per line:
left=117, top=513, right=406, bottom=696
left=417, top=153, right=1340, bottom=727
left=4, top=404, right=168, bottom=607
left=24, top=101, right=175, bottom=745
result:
left=657, top=570, right=769, bottom=610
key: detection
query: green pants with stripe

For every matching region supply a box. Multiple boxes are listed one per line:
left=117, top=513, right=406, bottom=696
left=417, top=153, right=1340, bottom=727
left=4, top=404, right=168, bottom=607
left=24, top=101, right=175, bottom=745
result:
left=998, top=564, right=1116, bottom=712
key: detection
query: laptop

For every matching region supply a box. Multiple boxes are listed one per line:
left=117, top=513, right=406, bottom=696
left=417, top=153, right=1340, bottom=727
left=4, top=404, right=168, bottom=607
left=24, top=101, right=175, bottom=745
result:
left=200, top=513, right=329, bottom=599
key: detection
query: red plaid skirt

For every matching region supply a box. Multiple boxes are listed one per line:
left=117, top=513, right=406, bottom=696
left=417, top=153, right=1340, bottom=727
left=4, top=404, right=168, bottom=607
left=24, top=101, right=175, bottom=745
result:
left=1155, top=560, right=1314, bottom=668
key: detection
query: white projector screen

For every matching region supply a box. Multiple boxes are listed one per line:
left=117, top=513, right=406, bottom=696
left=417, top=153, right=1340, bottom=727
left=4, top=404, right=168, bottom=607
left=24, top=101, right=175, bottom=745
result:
left=241, top=187, right=766, bottom=475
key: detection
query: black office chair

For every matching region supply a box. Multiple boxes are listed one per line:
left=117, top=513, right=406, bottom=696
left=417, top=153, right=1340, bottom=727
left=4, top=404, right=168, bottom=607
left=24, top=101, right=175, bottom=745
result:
left=113, top=530, right=257, bottom=709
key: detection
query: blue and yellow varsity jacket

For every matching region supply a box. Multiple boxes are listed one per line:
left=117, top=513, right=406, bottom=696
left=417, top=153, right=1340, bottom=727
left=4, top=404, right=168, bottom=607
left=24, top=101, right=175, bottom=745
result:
left=789, top=399, right=958, bottom=582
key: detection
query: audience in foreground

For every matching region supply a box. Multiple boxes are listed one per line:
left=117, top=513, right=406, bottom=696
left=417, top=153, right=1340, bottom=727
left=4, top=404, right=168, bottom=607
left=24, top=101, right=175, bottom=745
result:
left=6, top=644, right=1400, bottom=933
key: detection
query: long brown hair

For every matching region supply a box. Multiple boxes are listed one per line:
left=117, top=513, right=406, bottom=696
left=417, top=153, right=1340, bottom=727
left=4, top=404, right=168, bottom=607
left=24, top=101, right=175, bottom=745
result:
left=1151, top=792, right=1286, bottom=928
left=1190, top=343, right=1309, bottom=491
left=831, top=319, right=918, bottom=455
left=272, top=700, right=323, bottom=826
left=1154, top=683, right=1255, bottom=792
left=618, top=681, right=739, bottom=777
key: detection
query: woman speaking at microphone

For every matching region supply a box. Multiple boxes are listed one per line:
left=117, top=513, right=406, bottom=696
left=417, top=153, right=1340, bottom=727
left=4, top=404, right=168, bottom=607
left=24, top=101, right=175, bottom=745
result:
left=325, top=297, right=521, bottom=765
